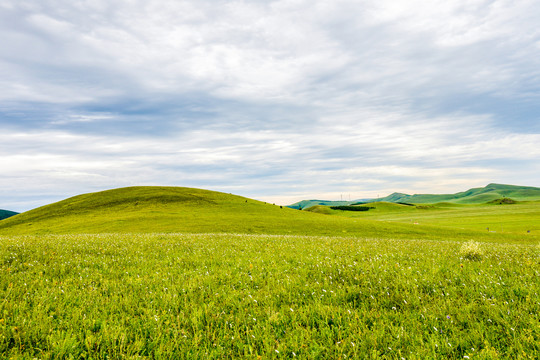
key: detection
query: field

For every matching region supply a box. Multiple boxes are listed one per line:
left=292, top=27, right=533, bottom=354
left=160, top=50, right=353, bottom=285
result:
left=0, top=187, right=539, bottom=358
left=1, top=233, right=538, bottom=359
left=317, top=201, right=540, bottom=235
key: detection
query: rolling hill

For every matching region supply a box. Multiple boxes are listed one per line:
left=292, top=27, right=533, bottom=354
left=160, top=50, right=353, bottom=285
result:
left=290, top=184, right=540, bottom=208
left=0, top=186, right=415, bottom=237
left=374, top=183, right=540, bottom=204
left=0, top=186, right=520, bottom=242
left=0, top=209, right=18, bottom=220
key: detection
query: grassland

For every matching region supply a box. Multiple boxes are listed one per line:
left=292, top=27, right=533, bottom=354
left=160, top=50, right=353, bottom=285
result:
left=1, top=233, right=538, bottom=359
left=314, top=200, right=540, bottom=236
left=0, top=187, right=537, bottom=245
left=0, top=186, right=539, bottom=358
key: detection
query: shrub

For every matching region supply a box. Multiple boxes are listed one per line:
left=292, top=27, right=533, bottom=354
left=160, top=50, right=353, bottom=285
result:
left=330, top=206, right=373, bottom=211
left=460, top=240, right=484, bottom=261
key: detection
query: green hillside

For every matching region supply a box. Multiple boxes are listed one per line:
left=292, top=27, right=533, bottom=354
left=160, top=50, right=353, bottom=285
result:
left=0, top=209, right=18, bottom=220
left=374, top=183, right=540, bottom=204
left=0, top=186, right=529, bottom=243
left=288, top=184, right=540, bottom=208
left=0, top=186, right=420, bottom=238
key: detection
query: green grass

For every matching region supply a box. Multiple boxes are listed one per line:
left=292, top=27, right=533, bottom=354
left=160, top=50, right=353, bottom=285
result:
left=1, top=186, right=539, bottom=358
left=374, top=183, right=540, bottom=204
left=289, top=184, right=540, bottom=209
left=1, top=187, right=537, bottom=245
left=324, top=200, right=540, bottom=236
left=1, top=233, right=538, bottom=359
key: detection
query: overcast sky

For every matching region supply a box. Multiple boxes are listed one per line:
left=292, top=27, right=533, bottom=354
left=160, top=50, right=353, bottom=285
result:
left=1, top=0, right=539, bottom=212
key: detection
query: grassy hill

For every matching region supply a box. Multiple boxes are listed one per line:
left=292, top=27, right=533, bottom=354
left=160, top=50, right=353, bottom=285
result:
left=0, top=209, right=18, bottom=220
left=290, top=184, right=540, bottom=208
left=288, top=184, right=540, bottom=209
left=375, top=183, right=540, bottom=204
left=0, top=186, right=530, bottom=243
left=0, top=186, right=419, bottom=238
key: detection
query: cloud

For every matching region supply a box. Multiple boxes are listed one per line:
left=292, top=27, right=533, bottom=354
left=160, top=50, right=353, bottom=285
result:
left=1, top=0, right=539, bottom=211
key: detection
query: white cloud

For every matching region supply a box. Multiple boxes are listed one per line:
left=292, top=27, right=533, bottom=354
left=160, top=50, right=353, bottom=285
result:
left=1, top=0, right=539, bottom=211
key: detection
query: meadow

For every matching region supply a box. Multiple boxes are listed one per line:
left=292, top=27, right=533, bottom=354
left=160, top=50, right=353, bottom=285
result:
left=1, top=233, right=538, bottom=359
left=315, top=201, right=540, bottom=235
left=0, top=187, right=539, bottom=358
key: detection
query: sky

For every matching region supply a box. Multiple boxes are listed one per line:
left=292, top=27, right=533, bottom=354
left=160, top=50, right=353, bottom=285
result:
left=1, top=0, right=540, bottom=212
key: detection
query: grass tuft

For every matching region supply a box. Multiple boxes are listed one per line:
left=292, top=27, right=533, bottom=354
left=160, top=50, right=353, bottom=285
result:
left=460, top=240, right=484, bottom=261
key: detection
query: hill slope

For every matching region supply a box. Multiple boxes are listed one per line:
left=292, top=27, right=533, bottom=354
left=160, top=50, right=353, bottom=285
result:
left=375, top=183, right=540, bottom=204
left=0, top=186, right=399, bottom=237
left=0, top=186, right=518, bottom=242
left=0, top=209, right=18, bottom=220
left=289, top=184, right=540, bottom=208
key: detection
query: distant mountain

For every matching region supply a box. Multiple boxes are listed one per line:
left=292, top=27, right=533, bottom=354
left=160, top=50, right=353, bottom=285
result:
left=289, top=184, right=540, bottom=208
left=0, top=209, right=18, bottom=220
left=374, top=183, right=540, bottom=204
